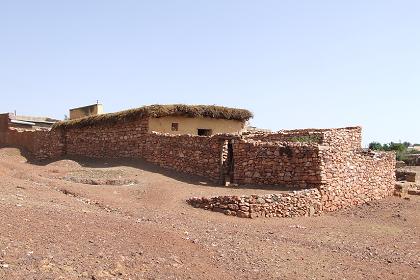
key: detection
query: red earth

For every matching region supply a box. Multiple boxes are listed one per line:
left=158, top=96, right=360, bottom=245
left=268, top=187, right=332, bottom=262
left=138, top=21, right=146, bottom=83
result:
left=0, top=147, right=419, bottom=279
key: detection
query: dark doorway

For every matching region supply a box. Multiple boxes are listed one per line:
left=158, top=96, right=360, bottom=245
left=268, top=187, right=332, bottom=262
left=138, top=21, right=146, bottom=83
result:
left=221, top=140, right=234, bottom=186
left=198, top=129, right=212, bottom=136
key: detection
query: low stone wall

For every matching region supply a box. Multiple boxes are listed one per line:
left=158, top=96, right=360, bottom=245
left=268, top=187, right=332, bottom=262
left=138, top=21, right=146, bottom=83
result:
left=143, top=133, right=224, bottom=181
left=32, top=130, right=66, bottom=160
left=1, top=117, right=397, bottom=219
left=0, top=114, right=9, bottom=144
left=404, top=154, right=420, bottom=166
left=245, top=127, right=362, bottom=151
left=320, top=127, right=362, bottom=151
left=0, top=115, right=227, bottom=182
left=245, top=130, right=324, bottom=144
left=319, top=149, right=396, bottom=212
left=187, top=188, right=322, bottom=218
left=233, top=140, right=322, bottom=188
left=0, top=128, right=65, bottom=161
left=65, top=118, right=149, bottom=158
left=396, top=169, right=416, bottom=182
left=2, top=129, right=36, bottom=152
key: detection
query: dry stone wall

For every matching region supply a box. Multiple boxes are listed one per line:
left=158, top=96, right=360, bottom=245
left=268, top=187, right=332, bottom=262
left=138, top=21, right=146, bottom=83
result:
left=65, top=118, right=149, bottom=158
left=319, top=148, right=395, bottom=212
left=188, top=127, right=395, bottom=218
left=245, top=130, right=324, bottom=144
left=396, top=169, right=416, bottom=182
left=0, top=114, right=8, bottom=144
left=245, top=127, right=362, bottom=151
left=0, top=116, right=397, bottom=219
left=32, top=130, right=66, bottom=160
left=0, top=128, right=65, bottom=161
left=143, top=133, right=224, bottom=181
left=2, top=129, right=36, bottom=152
left=0, top=115, right=227, bottom=181
left=233, top=140, right=322, bottom=188
left=187, top=188, right=322, bottom=218
left=321, top=127, right=362, bottom=151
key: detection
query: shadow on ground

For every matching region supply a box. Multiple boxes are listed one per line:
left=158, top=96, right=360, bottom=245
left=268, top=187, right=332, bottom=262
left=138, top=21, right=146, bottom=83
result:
left=2, top=145, right=309, bottom=192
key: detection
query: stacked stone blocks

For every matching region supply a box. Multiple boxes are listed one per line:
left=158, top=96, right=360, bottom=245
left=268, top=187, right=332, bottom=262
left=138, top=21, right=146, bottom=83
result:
left=0, top=113, right=396, bottom=218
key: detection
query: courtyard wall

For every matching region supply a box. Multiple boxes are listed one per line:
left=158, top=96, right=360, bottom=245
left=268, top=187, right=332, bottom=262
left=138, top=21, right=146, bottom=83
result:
left=188, top=188, right=322, bottom=218
left=64, top=118, right=149, bottom=158
left=0, top=115, right=396, bottom=218
left=319, top=147, right=396, bottom=211
left=232, top=140, right=322, bottom=188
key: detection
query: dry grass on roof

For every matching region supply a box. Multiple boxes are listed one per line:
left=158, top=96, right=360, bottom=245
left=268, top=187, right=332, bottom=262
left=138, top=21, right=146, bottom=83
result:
left=52, top=104, right=253, bottom=129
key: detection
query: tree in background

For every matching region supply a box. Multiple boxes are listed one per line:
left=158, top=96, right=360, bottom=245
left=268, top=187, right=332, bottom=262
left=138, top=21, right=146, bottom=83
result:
left=403, top=142, right=411, bottom=148
left=368, top=141, right=416, bottom=161
left=369, top=142, right=383, bottom=151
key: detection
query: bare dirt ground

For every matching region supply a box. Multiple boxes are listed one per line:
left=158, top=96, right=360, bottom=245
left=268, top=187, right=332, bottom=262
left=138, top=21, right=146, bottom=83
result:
left=0, top=147, right=419, bottom=280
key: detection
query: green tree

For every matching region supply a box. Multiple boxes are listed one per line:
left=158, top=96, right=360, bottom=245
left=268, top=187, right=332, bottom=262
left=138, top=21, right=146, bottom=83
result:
left=388, top=142, right=406, bottom=152
left=369, top=142, right=383, bottom=151
left=368, top=141, right=409, bottom=161
left=403, top=141, right=411, bottom=148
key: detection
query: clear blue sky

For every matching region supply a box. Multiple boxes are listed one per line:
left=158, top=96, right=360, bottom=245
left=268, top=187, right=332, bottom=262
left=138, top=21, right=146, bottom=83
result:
left=1, top=0, right=419, bottom=145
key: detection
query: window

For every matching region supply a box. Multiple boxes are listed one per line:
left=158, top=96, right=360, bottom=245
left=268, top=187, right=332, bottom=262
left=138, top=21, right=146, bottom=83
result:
left=197, top=129, right=212, bottom=136
left=171, top=123, right=179, bottom=131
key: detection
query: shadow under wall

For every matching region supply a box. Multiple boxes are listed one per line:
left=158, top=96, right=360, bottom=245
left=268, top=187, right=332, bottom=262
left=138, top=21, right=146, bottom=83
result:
left=1, top=146, right=304, bottom=192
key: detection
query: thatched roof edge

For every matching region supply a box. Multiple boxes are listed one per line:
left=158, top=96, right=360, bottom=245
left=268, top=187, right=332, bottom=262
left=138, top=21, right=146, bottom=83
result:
left=52, top=104, right=253, bottom=129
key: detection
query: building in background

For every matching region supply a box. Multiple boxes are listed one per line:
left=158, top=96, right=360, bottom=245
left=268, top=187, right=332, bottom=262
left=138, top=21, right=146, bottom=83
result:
left=69, top=103, right=104, bottom=120
left=0, top=113, right=59, bottom=130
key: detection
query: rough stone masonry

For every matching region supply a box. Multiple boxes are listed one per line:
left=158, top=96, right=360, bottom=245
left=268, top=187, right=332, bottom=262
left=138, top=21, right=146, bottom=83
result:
left=0, top=112, right=396, bottom=218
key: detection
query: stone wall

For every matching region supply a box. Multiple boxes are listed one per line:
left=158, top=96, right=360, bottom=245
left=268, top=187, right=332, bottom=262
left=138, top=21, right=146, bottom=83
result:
left=32, top=130, right=66, bottom=160
left=319, top=148, right=396, bottom=212
left=143, top=133, right=225, bottom=181
left=233, top=140, right=322, bottom=188
left=0, top=114, right=10, bottom=146
left=2, top=129, right=36, bottom=152
left=64, top=118, right=149, bottom=158
left=0, top=127, right=65, bottom=161
left=0, top=115, right=228, bottom=181
left=396, top=169, right=416, bottom=182
left=189, top=127, right=395, bottom=218
left=321, top=127, right=362, bottom=151
left=187, top=188, right=322, bottom=218
left=56, top=118, right=226, bottom=181
left=245, top=130, right=324, bottom=144
left=245, top=127, right=362, bottom=151
left=1, top=117, right=397, bottom=218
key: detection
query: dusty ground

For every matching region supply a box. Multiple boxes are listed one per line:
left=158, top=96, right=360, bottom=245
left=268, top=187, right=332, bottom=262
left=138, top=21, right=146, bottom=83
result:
left=0, top=148, right=419, bottom=280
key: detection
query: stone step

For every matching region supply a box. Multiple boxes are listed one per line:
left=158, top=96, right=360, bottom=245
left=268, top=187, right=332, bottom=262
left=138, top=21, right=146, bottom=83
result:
left=394, top=181, right=420, bottom=197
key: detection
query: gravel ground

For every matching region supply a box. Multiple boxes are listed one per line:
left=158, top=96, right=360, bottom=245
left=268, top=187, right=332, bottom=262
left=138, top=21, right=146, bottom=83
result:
left=0, top=147, right=419, bottom=280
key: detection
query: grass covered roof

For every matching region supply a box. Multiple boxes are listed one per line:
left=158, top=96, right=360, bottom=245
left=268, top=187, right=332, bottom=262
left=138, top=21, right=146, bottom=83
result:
left=53, top=104, right=253, bottom=129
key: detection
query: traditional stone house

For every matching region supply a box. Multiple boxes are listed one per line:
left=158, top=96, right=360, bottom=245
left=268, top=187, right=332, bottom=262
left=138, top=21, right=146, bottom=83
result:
left=59, top=104, right=253, bottom=136
left=0, top=104, right=396, bottom=219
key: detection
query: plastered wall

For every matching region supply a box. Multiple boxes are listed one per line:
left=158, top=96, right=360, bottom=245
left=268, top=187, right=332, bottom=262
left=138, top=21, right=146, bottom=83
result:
left=148, top=116, right=244, bottom=135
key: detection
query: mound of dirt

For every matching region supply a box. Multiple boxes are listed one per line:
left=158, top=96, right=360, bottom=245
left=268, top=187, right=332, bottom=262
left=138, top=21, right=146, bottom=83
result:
left=62, top=169, right=138, bottom=186
left=46, top=159, right=83, bottom=169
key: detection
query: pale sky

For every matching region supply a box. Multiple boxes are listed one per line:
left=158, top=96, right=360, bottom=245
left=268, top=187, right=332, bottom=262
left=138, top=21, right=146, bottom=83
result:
left=1, top=0, right=419, bottom=146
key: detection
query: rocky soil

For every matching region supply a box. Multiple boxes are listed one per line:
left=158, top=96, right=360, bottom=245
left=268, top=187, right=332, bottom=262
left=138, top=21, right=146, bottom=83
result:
left=0, top=148, right=419, bottom=280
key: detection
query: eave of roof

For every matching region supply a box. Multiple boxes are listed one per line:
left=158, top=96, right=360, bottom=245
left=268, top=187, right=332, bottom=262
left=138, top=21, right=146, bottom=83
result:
left=53, top=104, right=253, bottom=129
